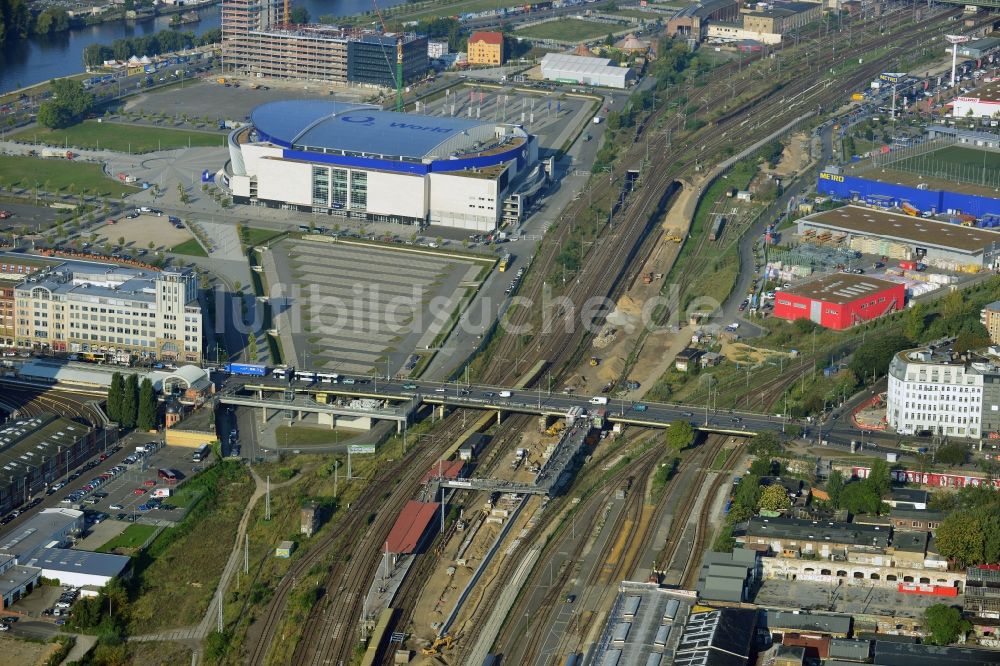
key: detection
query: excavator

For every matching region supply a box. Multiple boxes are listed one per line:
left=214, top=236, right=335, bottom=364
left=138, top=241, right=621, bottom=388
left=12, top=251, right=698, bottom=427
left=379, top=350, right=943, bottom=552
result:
left=421, top=634, right=455, bottom=656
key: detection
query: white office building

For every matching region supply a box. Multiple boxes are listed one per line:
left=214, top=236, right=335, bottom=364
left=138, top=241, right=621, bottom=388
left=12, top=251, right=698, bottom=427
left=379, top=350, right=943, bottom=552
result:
left=12, top=259, right=202, bottom=363
left=887, top=343, right=992, bottom=439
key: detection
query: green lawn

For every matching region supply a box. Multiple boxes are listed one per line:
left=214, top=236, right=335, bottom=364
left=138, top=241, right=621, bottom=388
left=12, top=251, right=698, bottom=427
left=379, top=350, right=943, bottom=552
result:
left=275, top=425, right=358, bottom=447
left=11, top=120, right=224, bottom=154
left=241, top=226, right=284, bottom=249
left=170, top=238, right=207, bottom=257
left=516, top=18, right=615, bottom=42
left=711, top=448, right=731, bottom=471
left=96, top=524, right=157, bottom=553
left=608, top=8, right=662, bottom=19
left=891, top=145, right=1000, bottom=184
left=0, top=156, right=132, bottom=198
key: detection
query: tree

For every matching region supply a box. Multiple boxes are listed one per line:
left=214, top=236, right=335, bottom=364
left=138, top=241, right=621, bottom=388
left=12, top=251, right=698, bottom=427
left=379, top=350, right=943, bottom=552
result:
left=120, top=373, right=139, bottom=428
left=866, top=458, right=891, bottom=499
left=903, top=302, right=927, bottom=341
left=936, top=442, right=969, bottom=466
left=757, top=484, right=791, bottom=512
left=665, top=420, right=694, bottom=451
left=136, top=378, right=157, bottom=431
left=848, top=334, right=911, bottom=383
left=748, top=431, right=782, bottom=459
left=107, top=372, right=123, bottom=423
left=749, top=457, right=776, bottom=477
left=933, top=509, right=1000, bottom=567
left=839, top=481, right=882, bottom=515
left=289, top=5, right=309, bottom=23
left=923, top=604, right=970, bottom=646
left=37, top=78, right=94, bottom=129
left=826, top=469, right=844, bottom=507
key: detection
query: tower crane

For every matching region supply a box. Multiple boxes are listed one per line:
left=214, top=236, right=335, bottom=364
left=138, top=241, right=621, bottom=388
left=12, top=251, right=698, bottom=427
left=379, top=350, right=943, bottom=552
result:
left=371, top=0, right=404, bottom=112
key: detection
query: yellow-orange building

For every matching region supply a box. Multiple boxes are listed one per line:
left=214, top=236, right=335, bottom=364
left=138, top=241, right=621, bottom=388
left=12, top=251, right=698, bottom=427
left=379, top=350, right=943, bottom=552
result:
left=468, top=31, right=504, bottom=66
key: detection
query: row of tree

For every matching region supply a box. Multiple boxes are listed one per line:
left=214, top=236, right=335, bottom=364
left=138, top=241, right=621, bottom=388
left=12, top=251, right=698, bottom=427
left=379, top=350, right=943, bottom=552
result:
left=107, top=372, right=157, bottom=431
left=0, top=0, right=70, bottom=47
left=82, top=28, right=221, bottom=68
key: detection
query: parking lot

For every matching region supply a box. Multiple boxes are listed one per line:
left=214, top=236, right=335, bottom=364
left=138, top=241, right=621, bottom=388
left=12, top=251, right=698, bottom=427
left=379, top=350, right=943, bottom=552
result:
left=56, top=441, right=211, bottom=527
left=273, top=238, right=487, bottom=374
left=417, top=83, right=593, bottom=152
left=93, top=211, right=193, bottom=253
left=123, top=78, right=370, bottom=125
left=0, top=201, right=61, bottom=234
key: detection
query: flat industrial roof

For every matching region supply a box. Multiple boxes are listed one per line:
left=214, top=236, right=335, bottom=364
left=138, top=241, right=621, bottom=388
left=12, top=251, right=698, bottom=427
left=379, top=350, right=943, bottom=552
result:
left=0, top=415, right=92, bottom=486
left=957, top=80, right=1000, bottom=104
left=251, top=100, right=493, bottom=159
left=593, top=583, right=696, bottom=666
left=765, top=609, right=852, bottom=635
left=778, top=272, right=901, bottom=305
left=386, top=500, right=438, bottom=554
left=802, top=206, right=1000, bottom=253
left=0, top=508, right=83, bottom=562
left=26, top=547, right=130, bottom=578
left=875, top=640, right=1000, bottom=666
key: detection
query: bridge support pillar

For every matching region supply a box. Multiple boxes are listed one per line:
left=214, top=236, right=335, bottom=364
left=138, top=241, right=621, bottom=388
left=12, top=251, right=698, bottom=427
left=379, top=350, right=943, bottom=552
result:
left=497, top=409, right=502, bottom=425
left=437, top=404, right=445, bottom=420
left=396, top=420, right=402, bottom=434
left=261, top=406, right=267, bottom=421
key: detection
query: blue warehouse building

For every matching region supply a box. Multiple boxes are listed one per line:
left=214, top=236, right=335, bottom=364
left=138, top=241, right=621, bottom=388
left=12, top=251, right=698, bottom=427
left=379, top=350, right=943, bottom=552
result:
left=226, top=100, right=544, bottom=231
left=816, top=169, right=1000, bottom=220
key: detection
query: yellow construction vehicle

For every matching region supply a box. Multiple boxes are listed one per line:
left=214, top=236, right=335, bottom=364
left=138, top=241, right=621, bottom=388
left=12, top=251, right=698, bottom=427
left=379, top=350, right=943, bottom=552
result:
left=590, top=356, right=600, bottom=366
left=665, top=230, right=683, bottom=243
left=421, top=635, right=455, bottom=656
left=546, top=421, right=566, bottom=437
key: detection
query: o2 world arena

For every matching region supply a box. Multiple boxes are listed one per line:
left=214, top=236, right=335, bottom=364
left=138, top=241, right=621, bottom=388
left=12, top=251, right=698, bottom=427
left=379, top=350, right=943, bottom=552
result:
left=227, top=100, right=542, bottom=231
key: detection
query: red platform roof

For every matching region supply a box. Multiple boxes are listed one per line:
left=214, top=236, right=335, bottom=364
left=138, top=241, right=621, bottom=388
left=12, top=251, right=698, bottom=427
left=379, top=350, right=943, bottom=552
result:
left=386, top=500, right=439, bottom=554
left=421, top=460, right=465, bottom=484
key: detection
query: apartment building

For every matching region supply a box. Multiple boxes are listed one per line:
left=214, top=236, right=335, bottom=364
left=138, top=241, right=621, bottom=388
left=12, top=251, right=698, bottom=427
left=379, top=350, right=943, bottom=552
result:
left=887, top=342, right=991, bottom=438
left=983, top=300, right=1000, bottom=344
left=13, top=263, right=202, bottom=363
left=467, top=31, right=503, bottom=66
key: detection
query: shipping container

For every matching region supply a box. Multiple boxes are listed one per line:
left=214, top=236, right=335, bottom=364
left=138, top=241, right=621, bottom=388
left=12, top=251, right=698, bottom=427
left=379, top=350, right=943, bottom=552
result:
left=224, top=362, right=268, bottom=377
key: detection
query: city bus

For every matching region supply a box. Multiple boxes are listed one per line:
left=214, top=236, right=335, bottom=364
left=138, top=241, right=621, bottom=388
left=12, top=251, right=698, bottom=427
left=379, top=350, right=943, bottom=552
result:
left=498, top=253, right=511, bottom=272
left=192, top=444, right=210, bottom=463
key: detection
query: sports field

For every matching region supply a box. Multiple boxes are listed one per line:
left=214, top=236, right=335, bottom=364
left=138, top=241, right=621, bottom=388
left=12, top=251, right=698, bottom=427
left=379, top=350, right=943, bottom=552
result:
left=889, top=145, right=1000, bottom=189
left=516, top=18, right=613, bottom=42
left=11, top=120, right=225, bottom=154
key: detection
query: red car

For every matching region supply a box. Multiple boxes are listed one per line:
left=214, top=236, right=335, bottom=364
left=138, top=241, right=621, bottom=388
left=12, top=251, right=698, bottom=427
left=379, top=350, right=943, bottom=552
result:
left=133, top=488, right=147, bottom=495
left=143, top=479, right=156, bottom=487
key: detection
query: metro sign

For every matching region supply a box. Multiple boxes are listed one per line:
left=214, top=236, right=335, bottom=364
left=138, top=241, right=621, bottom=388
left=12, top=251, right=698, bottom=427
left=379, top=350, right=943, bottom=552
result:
left=879, top=72, right=906, bottom=84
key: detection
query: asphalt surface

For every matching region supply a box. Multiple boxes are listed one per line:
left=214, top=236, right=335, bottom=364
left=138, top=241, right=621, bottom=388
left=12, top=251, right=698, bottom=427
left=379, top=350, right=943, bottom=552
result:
left=225, top=371, right=803, bottom=440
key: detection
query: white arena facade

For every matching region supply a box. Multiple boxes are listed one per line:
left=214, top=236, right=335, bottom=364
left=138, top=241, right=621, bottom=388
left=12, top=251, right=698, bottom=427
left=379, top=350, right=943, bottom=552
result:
left=227, top=100, right=540, bottom=231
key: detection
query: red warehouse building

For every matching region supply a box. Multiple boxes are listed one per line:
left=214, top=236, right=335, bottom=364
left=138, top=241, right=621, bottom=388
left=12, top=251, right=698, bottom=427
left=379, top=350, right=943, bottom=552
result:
left=773, top=273, right=905, bottom=330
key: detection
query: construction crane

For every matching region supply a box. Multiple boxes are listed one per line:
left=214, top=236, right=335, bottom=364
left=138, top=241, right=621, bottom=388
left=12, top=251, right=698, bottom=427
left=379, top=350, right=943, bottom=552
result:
left=371, top=0, right=404, bottom=112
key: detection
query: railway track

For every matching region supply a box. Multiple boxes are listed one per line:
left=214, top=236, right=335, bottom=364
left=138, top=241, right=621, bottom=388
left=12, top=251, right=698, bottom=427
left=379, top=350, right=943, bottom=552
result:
left=486, top=445, right=661, bottom=665
left=252, top=8, right=970, bottom=663
left=245, top=411, right=475, bottom=665
left=0, top=382, right=104, bottom=425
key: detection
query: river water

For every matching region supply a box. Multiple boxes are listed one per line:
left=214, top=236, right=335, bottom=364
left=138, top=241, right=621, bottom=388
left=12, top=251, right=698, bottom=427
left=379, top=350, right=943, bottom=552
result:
left=0, top=0, right=405, bottom=94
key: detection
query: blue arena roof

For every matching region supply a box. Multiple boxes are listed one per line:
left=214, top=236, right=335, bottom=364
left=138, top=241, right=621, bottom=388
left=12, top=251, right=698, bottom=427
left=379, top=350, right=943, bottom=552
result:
left=250, top=100, right=491, bottom=159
